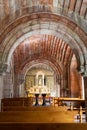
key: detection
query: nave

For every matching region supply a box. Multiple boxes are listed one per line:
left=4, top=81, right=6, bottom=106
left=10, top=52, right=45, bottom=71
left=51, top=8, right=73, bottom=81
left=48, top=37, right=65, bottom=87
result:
left=0, top=0, right=87, bottom=129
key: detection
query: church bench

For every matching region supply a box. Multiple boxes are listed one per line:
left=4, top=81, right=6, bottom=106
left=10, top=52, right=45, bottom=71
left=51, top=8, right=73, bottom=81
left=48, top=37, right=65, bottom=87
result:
left=1, top=97, right=33, bottom=111
left=53, top=97, right=85, bottom=108
left=0, top=123, right=87, bottom=130
left=1, top=97, right=53, bottom=111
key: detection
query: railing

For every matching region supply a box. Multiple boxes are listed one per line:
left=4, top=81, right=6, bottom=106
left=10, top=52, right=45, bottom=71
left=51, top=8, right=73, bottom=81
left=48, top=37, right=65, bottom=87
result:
left=53, top=97, right=85, bottom=108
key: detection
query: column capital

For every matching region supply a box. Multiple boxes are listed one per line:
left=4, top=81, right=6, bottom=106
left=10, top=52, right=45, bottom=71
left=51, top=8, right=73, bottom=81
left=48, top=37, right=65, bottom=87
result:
left=77, top=64, right=87, bottom=77
left=82, top=71, right=87, bottom=78
left=0, top=63, right=8, bottom=75
left=77, top=65, right=85, bottom=75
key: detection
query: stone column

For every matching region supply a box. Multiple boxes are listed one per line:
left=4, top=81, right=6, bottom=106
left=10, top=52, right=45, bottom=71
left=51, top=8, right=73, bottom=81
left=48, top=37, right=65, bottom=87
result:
left=60, top=75, right=64, bottom=97
left=19, top=83, right=25, bottom=97
left=82, top=77, right=85, bottom=99
left=57, top=84, right=60, bottom=97
left=0, top=75, right=3, bottom=111
left=13, top=74, right=19, bottom=97
left=84, top=77, right=87, bottom=122
left=3, top=72, right=12, bottom=98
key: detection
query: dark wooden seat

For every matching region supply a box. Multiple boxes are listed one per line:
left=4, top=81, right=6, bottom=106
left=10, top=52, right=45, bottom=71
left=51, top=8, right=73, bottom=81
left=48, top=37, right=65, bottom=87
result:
left=0, top=123, right=87, bottom=130
left=1, top=97, right=33, bottom=111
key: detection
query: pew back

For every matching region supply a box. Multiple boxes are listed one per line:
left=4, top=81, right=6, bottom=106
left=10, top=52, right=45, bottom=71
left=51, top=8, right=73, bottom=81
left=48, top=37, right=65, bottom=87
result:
left=1, top=97, right=33, bottom=111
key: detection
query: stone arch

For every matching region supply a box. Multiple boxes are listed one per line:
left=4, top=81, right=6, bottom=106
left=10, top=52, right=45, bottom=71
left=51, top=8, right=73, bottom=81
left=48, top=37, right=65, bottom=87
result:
left=0, top=12, right=86, bottom=100
left=1, top=24, right=86, bottom=74
left=0, top=2, right=86, bottom=34
left=17, top=59, right=63, bottom=97
left=0, top=14, right=85, bottom=68
left=0, top=13, right=86, bottom=76
left=19, top=59, right=62, bottom=77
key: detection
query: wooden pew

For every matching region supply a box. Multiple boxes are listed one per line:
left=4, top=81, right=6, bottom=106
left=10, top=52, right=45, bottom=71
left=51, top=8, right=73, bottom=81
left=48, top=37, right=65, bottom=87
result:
left=0, top=123, right=87, bottom=130
left=1, top=96, right=53, bottom=111
left=1, top=97, right=33, bottom=111
left=53, top=97, right=85, bottom=108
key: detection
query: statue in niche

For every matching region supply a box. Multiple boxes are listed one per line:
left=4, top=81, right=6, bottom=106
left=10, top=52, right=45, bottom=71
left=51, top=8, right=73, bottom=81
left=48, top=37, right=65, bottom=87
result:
left=38, top=76, right=42, bottom=86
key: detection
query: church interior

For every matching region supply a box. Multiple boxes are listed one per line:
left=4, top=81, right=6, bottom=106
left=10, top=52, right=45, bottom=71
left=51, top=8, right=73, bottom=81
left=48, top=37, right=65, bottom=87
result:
left=0, top=0, right=87, bottom=129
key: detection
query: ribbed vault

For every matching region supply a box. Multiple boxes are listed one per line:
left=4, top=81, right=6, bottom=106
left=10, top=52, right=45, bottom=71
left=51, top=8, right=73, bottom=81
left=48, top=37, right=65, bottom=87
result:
left=13, top=35, right=73, bottom=74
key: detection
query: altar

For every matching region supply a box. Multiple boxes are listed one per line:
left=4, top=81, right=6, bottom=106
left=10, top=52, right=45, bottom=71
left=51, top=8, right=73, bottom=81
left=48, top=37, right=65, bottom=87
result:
left=26, top=71, right=51, bottom=106
left=28, top=86, right=51, bottom=106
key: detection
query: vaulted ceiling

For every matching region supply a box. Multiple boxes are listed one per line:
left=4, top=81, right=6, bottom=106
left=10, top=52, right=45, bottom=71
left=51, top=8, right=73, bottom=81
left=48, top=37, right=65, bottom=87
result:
left=13, top=35, right=73, bottom=74
left=0, top=0, right=87, bottom=76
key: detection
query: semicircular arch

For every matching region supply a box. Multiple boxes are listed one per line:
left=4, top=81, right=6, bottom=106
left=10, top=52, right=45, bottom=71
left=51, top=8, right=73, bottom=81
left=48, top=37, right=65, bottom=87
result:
left=0, top=14, right=86, bottom=74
